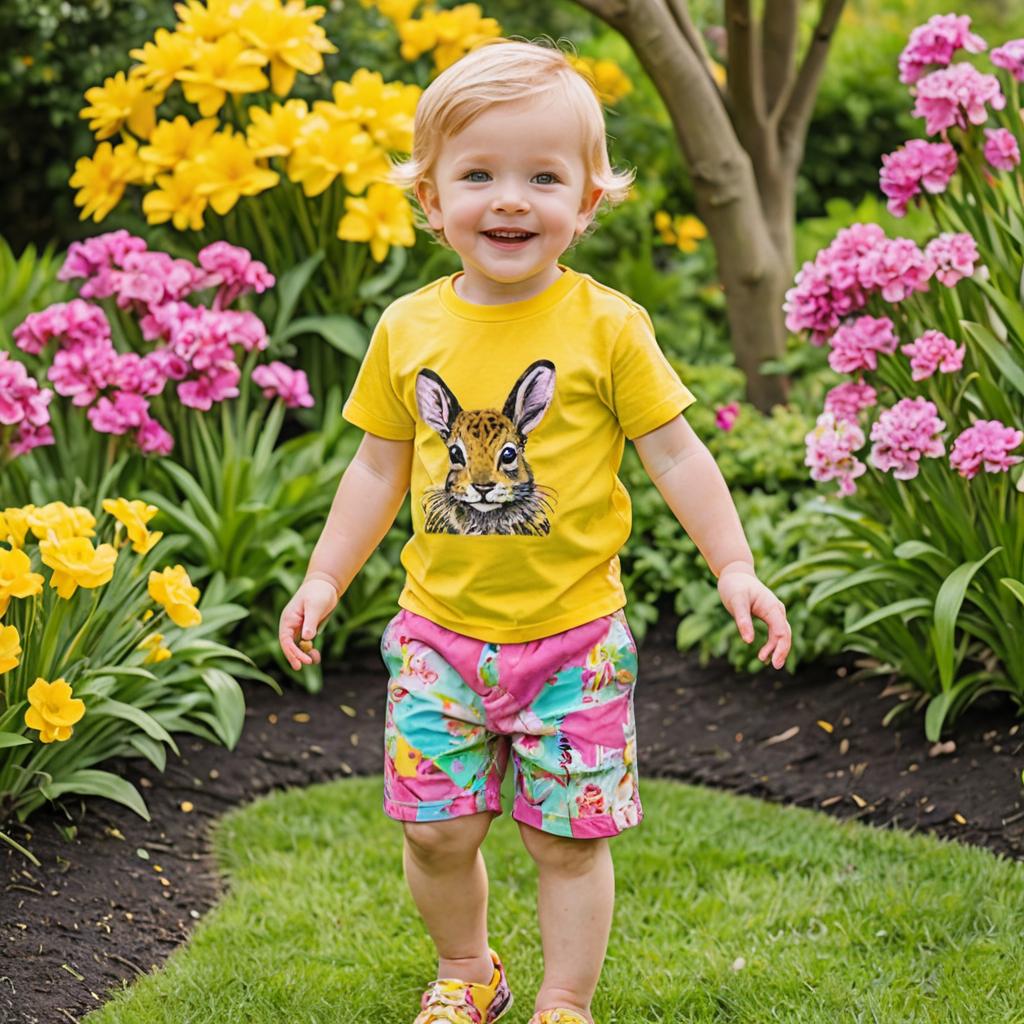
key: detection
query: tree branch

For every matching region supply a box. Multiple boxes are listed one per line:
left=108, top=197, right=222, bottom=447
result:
left=724, top=0, right=764, bottom=125
left=664, top=0, right=732, bottom=115
left=761, top=0, right=798, bottom=118
left=776, top=0, right=847, bottom=154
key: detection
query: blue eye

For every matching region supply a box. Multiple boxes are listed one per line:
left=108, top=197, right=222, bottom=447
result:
left=464, top=170, right=490, bottom=182
left=533, top=173, right=559, bottom=184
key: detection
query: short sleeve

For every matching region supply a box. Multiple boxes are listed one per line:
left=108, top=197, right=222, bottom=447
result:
left=341, top=314, right=416, bottom=440
left=611, top=308, right=697, bottom=439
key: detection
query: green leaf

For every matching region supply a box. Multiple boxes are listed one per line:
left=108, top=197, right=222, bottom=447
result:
left=960, top=320, right=1024, bottom=400
left=1000, top=577, right=1024, bottom=607
left=933, top=547, right=1002, bottom=691
left=278, top=314, right=368, bottom=360
left=845, top=597, right=932, bottom=633
left=200, top=667, right=246, bottom=748
left=807, top=565, right=903, bottom=611
left=127, top=734, right=168, bottom=773
left=272, top=250, right=325, bottom=340
left=38, top=769, right=151, bottom=821
left=0, top=731, right=32, bottom=749
left=892, top=540, right=954, bottom=566
left=357, top=245, right=407, bottom=299
left=88, top=697, right=180, bottom=755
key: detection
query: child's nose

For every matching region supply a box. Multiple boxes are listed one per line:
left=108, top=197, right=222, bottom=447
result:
left=491, top=188, right=529, bottom=213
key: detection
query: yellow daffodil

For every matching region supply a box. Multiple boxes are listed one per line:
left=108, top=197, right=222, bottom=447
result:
left=143, top=163, right=210, bottom=229
left=0, top=624, right=21, bottom=674
left=129, top=27, right=196, bottom=93
left=674, top=213, right=708, bottom=253
left=101, top=498, right=164, bottom=555
left=246, top=99, right=309, bottom=157
left=139, top=116, right=219, bottom=174
left=0, top=507, right=34, bottom=549
left=39, top=535, right=118, bottom=600
left=176, top=33, right=269, bottom=117
left=236, top=0, right=337, bottom=97
left=148, top=565, right=202, bottom=628
left=192, top=125, right=279, bottom=214
left=324, top=69, right=419, bottom=152
left=569, top=56, right=633, bottom=105
left=27, top=502, right=96, bottom=542
left=139, top=632, right=173, bottom=665
left=174, top=0, right=241, bottom=42
left=80, top=71, right=162, bottom=141
left=70, top=141, right=142, bottom=222
left=24, top=678, right=86, bottom=744
left=654, top=210, right=676, bottom=245
left=289, top=117, right=391, bottom=196
left=337, top=182, right=415, bottom=262
left=397, top=4, right=501, bottom=70
left=362, top=0, right=421, bottom=22
left=0, top=547, right=44, bottom=618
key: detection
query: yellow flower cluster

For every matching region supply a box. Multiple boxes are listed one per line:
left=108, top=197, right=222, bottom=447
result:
left=567, top=56, right=633, bottom=106
left=654, top=210, right=708, bottom=254
left=24, top=678, right=86, bottom=744
left=361, top=0, right=500, bottom=72
left=148, top=565, right=203, bottom=628
left=72, top=0, right=420, bottom=264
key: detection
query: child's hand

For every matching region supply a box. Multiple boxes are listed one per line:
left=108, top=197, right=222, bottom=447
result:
left=716, top=565, right=791, bottom=669
left=278, top=579, right=339, bottom=670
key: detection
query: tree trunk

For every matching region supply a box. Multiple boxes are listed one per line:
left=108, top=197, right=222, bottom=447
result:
left=568, top=0, right=847, bottom=412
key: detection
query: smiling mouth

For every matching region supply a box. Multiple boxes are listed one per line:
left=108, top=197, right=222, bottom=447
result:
left=481, top=230, right=537, bottom=242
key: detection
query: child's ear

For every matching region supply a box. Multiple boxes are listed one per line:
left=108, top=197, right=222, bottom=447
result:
left=575, top=186, right=604, bottom=236
left=416, top=179, right=444, bottom=231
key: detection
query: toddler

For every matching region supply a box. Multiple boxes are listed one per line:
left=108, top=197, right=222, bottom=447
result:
left=280, top=37, right=791, bottom=1024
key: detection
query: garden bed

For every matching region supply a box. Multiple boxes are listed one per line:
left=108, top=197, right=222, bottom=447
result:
left=2, top=611, right=1022, bottom=1024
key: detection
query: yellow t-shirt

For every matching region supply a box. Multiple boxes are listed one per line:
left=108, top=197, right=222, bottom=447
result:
left=342, top=263, right=697, bottom=642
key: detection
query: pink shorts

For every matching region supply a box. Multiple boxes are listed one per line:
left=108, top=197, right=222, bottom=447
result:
left=379, top=607, right=643, bottom=839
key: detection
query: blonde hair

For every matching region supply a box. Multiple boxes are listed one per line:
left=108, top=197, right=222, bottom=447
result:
left=388, top=37, right=636, bottom=248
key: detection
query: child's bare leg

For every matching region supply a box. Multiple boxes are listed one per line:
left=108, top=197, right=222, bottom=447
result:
left=518, top=822, right=614, bottom=1023
left=403, top=811, right=498, bottom=984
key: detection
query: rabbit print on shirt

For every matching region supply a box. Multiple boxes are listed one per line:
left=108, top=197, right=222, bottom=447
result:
left=415, top=360, right=558, bottom=536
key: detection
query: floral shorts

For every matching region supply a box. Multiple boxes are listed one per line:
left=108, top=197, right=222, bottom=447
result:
left=379, top=607, right=643, bottom=839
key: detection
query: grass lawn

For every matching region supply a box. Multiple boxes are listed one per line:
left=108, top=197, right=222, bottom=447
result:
left=83, top=775, right=1024, bottom=1024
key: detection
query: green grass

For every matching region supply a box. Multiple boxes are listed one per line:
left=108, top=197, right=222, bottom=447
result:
left=83, top=776, right=1024, bottom=1024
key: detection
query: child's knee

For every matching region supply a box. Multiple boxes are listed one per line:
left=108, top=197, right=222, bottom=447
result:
left=402, top=811, right=495, bottom=864
left=517, top=821, right=608, bottom=873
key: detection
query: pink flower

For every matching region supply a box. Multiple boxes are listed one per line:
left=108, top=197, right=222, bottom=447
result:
left=924, top=232, right=978, bottom=287
left=990, top=40, right=1024, bottom=82
left=982, top=127, right=1021, bottom=172
left=48, top=335, right=119, bottom=406
left=197, top=242, right=275, bottom=309
left=136, top=417, right=175, bottom=455
left=898, top=15, right=987, bottom=85
left=13, top=299, right=110, bottom=355
left=111, top=352, right=167, bottom=397
left=900, top=329, right=966, bottom=381
left=177, top=363, right=240, bottom=410
left=804, top=411, right=867, bottom=497
left=575, top=783, right=606, bottom=818
left=858, top=237, right=935, bottom=303
left=9, top=422, right=55, bottom=457
left=251, top=361, right=315, bottom=408
left=949, top=419, right=1024, bottom=479
left=0, top=352, right=53, bottom=426
left=58, top=230, right=147, bottom=282
left=879, top=139, right=958, bottom=217
left=211, top=309, right=269, bottom=352
left=87, top=391, right=150, bottom=435
left=714, top=401, right=739, bottom=431
left=869, top=397, right=946, bottom=480
left=912, top=63, right=1005, bottom=137
left=824, top=380, right=877, bottom=423
left=827, top=315, right=899, bottom=374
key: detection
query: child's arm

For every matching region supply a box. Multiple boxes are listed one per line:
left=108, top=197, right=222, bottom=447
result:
left=279, top=431, right=413, bottom=670
left=632, top=414, right=792, bottom=669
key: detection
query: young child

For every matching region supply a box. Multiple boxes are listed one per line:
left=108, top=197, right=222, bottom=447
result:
left=279, top=37, right=791, bottom=1024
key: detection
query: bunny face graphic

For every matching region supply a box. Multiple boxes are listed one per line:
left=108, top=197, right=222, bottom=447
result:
left=415, top=360, right=558, bottom=535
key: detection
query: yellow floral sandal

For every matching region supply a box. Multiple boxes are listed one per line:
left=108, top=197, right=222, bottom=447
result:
left=412, top=948, right=513, bottom=1024
left=528, top=1011, right=592, bottom=1024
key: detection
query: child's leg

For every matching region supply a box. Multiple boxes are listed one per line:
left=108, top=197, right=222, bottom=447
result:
left=403, top=811, right=499, bottom=985
left=517, top=822, right=613, bottom=1023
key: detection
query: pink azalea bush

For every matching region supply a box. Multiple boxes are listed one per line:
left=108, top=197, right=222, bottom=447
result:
left=3, top=232, right=313, bottom=462
left=785, top=14, right=1024, bottom=736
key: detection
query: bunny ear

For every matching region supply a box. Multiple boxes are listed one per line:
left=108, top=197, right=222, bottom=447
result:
left=416, top=369, right=461, bottom=439
left=503, top=360, right=556, bottom=436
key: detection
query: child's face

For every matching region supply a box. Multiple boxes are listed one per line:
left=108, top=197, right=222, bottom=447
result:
left=416, top=91, right=604, bottom=294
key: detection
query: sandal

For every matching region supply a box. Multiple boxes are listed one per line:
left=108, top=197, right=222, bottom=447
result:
left=412, top=948, right=513, bottom=1024
left=528, top=1011, right=592, bottom=1024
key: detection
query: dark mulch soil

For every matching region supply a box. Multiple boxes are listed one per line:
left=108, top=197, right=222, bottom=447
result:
left=3, top=611, right=1023, bottom=1023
